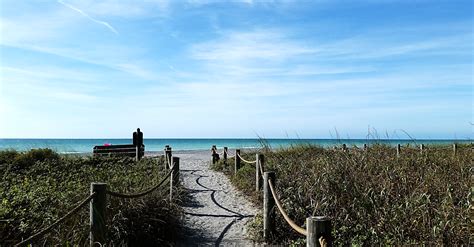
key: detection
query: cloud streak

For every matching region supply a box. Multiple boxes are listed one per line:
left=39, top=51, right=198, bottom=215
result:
left=57, top=0, right=118, bottom=34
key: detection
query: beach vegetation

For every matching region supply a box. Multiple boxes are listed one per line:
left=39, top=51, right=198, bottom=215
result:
left=213, top=143, right=472, bottom=245
left=0, top=149, right=182, bottom=246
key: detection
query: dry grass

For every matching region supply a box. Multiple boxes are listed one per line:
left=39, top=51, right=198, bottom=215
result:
left=213, top=143, right=472, bottom=245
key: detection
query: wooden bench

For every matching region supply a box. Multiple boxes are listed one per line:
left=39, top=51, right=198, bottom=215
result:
left=93, top=144, right=144, bottom=159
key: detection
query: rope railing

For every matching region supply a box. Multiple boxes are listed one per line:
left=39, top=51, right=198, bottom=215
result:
left=16, top=145, right=180, bottom=246
left=106, top=168, right=173, bottom=198
left=236, top=152, right=257, bottom=164
left=222, top=148, right=236, bottom=158
left=267, top=179, right=307, bottom=236
left=208, top=143, right=467, bottom=245
left=15, top=193, right=97, bottom=247
left=209, top=145, right=332, bottom=246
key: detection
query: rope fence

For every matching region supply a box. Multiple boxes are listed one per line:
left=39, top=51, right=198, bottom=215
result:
left=106, top=168, right=173, bottom=199
left=15, top=146, right=180, bottom=247
left=15, top=193, right=97, bottom=247
left=236, top=152, right=257, bottom=164
left=225, top=148, right=236, bottom=158
left=209, top=145, right=332, bottom=246
left=267, top=178, right=307, bottom=236
left=209, top=142, right=467, bottom=245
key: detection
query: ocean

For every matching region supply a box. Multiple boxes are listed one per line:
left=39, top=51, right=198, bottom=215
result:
left=0, top=138, right=470, bottom=154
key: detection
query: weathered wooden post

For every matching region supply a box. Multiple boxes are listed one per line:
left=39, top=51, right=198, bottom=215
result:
left=170, top=157, right=180, bottom=201
left=235, top=149, right=241, bottom=175
left=342, top=144, right=347, bottom=152
left=307, top=216, right=332, bottom=247
left=223, top=147, right=228, bottom=164
left=420, top=144, right=424, bottom=154
left=211, top=145, right=217, bottom=164
left=164, top=146, right=172, bottom=170
left=453, top=143, right=457, bottom=156
left=90, top=183, right=107, bottom=247
left=263, top=171, right=275, bottom=240
left=135, top=146, right=139, bottom=161
left=160, top=145, right=168, bottom=169
left=256, top=154, right=264, bottom=191
left=396, top=144, right=401, bottom=157
left=164, top=146, right=168, bottom=169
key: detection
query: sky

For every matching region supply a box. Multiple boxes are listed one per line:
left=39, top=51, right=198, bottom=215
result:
left=0, top=0, right=472, bottom=139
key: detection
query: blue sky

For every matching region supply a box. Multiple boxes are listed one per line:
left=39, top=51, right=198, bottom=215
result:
left=0, top=0, right=472, bottom=139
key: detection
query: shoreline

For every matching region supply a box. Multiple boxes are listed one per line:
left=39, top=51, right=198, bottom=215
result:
left=2, top=142, right=472, bottom=156
left=59, top=148, right=261, bottom=157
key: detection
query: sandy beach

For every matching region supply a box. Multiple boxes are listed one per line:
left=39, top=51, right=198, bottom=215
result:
left=169, top=150, right=258, bottom=246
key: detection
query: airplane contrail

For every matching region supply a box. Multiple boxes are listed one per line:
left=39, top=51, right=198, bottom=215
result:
left=58, top=0, right=119, bottom=35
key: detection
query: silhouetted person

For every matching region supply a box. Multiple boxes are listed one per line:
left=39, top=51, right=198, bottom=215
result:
left=133, top=128, right=143, bottom=147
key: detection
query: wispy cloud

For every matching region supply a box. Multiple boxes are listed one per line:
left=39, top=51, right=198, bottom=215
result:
left=57, top=0, right=119, bottom=34
left=191, top=30, right=318, bottom=61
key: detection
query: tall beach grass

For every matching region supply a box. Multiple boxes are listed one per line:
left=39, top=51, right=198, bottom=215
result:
left=213, top=143, right=472, bottom=245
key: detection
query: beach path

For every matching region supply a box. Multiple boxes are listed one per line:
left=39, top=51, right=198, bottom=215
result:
left=176, top=151, right=257, bottom=246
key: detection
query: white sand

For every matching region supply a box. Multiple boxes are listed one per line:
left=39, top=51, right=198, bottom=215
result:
left=173, top=150, right=258, bottom=246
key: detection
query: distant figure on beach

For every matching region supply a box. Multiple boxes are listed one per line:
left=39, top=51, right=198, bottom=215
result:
left=133, top=128, right=143, bottom=147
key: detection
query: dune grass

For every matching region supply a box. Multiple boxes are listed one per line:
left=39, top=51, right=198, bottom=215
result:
left=1, top=149, right=182, bottom=246
left=212, top=143, right=472, bottom=245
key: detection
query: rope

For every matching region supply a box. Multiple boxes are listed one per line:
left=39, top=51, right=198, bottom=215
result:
left=236, top=153, right=257, bottom=164
left=106, top=167, right=173, bottom=199
left=224, top=150, right=235, bottom=157
left=267, top=179, right=307, bottom=236
left=165, top=155, right=172, bottom=169
left=15, top=193, right=97, bottom=247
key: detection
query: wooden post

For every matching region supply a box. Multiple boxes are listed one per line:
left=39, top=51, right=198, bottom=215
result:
left=135, top=146, right=139, bottom=161
left=420, top=144, right=424, bottom=154
left=90, top=183, right=106, bottom=247
left=223, top=147, right=228, bottom=164
left=211, top=145, right=217, bottom=164
left=256, top=154, right=264, bottom=191
left=170, top=157, right=180, bottom=201
left=164, top=146, right=168, bottom=170
left=235, top=149, right=241, bottom=175
left=453, top=143, right=457, bottom=156
left=396, top=144, right=401, bottom=157
left=263, top=171, right=275, bottom=240
left=165, top=146, right=172, bottom=170
left=307, top=216, right=332, bottom=247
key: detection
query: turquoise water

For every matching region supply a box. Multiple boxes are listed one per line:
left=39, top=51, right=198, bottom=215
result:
left=0, top=138, right=470, bottom=153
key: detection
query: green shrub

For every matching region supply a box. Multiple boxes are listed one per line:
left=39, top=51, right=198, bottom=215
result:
left=0, top=149, right=19, bottom=166
left=10, top=148, right=60, bottom=170
left=1, top=150, right=182, bottom=245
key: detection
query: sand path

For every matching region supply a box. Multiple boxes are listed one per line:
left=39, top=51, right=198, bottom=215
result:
left=175, top=151, right=257, bottom=246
